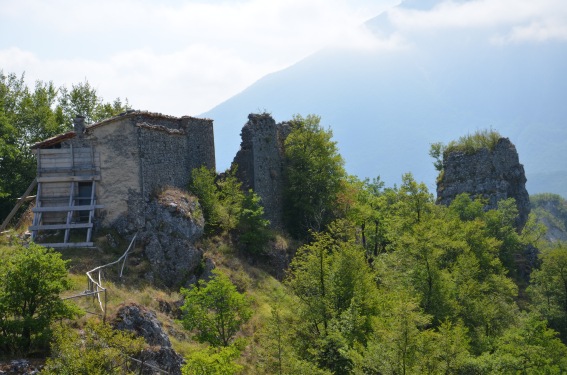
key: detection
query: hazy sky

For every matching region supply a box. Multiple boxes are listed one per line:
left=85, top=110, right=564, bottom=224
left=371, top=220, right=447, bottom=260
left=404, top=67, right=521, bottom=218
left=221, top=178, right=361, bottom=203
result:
left=1, top=0, right=565, bottom=116
left=0, top=0, right=399, bottom=115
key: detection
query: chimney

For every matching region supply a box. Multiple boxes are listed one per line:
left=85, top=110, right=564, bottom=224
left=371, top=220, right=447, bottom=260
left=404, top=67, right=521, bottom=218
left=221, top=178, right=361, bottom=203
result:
left=73, top=115, right=85, bottom=136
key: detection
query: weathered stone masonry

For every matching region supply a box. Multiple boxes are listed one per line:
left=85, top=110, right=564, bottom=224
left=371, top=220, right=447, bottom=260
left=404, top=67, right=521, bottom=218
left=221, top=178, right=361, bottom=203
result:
left=232, top=113, right=290, bottom=228
left=32, top=111, right=215, bottom=232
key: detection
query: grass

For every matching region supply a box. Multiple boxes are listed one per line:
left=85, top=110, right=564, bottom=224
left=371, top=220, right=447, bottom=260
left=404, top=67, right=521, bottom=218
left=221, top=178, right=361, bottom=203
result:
left=444, top=129, right=502, bottom=156
left=0, top=220, right=294, bottom=372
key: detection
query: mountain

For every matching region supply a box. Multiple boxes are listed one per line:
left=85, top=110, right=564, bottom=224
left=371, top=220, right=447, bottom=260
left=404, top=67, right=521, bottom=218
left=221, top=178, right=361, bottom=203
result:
left=203, top=1, right=567, bottom=197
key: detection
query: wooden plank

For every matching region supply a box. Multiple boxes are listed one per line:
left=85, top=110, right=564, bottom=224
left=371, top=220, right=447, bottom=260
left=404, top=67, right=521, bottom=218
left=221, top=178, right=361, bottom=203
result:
left=32, top=205, right=103, bottom=212
left=39, top=166, right=98, bottom=173
left=29, top=223, right=93, bottom=230
left=64, top=181, right=74, bottom=243
left=0, top=179, right=38, bottom=232
left=86, top=181, right=96, bottom=243
left=38, top=242, right=94, bottom=248
left=37, top=149, right=72, bottom=155
left=17, top=195, right=36, bottom=202
left=38, top=176, right=100, bottom=183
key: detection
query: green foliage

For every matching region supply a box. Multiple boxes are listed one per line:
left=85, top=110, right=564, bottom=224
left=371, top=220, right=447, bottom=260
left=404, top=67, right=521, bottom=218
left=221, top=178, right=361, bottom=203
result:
left=57, top=80, right=129, bottom=126
left=286, top=222, right=378, bottom=373
left=181, top=270, right=252, bottom=347
left=0, top=243, right=81, bottom=354
left=429, top=142, right=445, bottom=172
left=283, top=114, right=346, bottom=238
left=190, top=166, right=222, bottom=234
left=43, top=319, right=145, bottom=375
left=237, top=189, right=270, bottom=254
left=444, top=128, right=502, bottom=156
left=190, top=166, right=271, bottom=252
left=182, top=342, right=244, bottom=375
left=531, top=193, right=567, bottom=236
left=528, top=243, right=567, bottom=342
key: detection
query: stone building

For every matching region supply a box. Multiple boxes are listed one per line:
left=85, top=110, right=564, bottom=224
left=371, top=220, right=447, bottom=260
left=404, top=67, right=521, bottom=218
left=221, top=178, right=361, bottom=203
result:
left=436, top=137, right=530, bottom=229
left=30, top=111, right=215, bottom=247
left=232, top=114, right=290, bottom=228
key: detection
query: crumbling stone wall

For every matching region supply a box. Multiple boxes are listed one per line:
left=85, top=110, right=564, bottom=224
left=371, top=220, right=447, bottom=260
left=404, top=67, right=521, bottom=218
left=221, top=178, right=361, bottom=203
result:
left=437, top=137, right=530, bottom=229
left=61, top=111, right=215, bottom=227
left=232, top=113, right=290, bottom=228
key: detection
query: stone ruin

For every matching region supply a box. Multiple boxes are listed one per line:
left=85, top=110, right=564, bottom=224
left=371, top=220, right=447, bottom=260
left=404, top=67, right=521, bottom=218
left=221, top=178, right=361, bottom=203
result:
left=436, top=137, right=530, bottom=229
left=232, top=113, right=291, bottom=229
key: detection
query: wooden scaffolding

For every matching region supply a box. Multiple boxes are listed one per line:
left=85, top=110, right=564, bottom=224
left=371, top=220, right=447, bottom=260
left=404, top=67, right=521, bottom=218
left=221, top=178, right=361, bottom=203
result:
left=30, top=146, right=102, bottom=248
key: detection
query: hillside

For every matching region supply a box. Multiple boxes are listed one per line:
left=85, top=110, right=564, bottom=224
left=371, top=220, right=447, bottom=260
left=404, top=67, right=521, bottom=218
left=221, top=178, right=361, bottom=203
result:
left=203, top=1, right=567, bottom=197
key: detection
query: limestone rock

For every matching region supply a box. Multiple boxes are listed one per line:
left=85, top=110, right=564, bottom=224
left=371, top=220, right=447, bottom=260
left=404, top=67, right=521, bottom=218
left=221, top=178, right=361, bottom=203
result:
left=437, top=137, right=530, bottom=229
left=117, top=187, right=205, bottom=288
left=113, top=303, right=183, bottom=375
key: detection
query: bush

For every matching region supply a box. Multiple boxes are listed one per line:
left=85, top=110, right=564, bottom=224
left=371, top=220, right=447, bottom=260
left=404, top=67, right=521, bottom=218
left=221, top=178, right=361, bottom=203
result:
left=0, top=243, right=81, bottom=355
left=444, top=129, right=502, bottom=156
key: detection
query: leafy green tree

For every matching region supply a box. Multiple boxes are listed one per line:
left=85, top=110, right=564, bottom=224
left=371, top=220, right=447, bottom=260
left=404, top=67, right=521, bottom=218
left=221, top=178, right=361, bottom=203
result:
left=181, top=270, right=252, bottom=347
left=237, top=189, right=270, bottom=254
left=353, top=292, right=432, bottom=375
left=0, top=243, right=80, bottom=354
left=487, top=313, right=567, bottom=373
left=283, top=114, right=346, bottom=238
left=43, top=319, right=145, bottom=375
left=216, top=168, right=245, bottom=231
left=286, top=222, right=378, bottom=373
left=528, top=243, right=567, bottom=342
left=182, top=342, right=244, bottom=375
left=190, top=166, right=221, bottom=234
left=57, top=80, right=129, bottom=125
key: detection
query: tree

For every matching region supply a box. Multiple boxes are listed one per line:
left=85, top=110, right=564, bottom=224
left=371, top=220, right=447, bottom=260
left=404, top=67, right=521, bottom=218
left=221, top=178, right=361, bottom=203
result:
left=286, top=222, right=378, bottom=373
left=43, top=319, right=145, bottom=375
left=57, top=80, right=129, bottom=125
left=487, top=313, right=567, bottom=373
left=0, top=243, right=80, bottom=354
left=182, top=343, right=244, bottom=375
left=528, top=243, right=567, bottom=342
left=190, top=166, right=221, bottom=234
left=283, top=114, right=346, bottom=238
left=237, top=189, right=270, bottom=254
left=181, top=270, right=252, bottom=347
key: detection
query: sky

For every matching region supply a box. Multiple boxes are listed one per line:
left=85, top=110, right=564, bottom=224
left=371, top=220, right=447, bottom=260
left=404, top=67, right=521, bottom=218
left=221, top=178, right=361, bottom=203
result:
left=0, top=0, right=400, bottom=116
left=1, top=0, right=566, bottom=117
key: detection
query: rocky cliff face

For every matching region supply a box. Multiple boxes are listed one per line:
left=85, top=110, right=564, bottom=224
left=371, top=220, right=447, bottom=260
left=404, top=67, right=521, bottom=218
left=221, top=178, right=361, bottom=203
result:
left=116, top=187, right=205, bottom=288
left=437, top=137, right=530, bottom=229
left=113, top=303, right=183, bottom=375
left=232, top=113, right=290, bottom=228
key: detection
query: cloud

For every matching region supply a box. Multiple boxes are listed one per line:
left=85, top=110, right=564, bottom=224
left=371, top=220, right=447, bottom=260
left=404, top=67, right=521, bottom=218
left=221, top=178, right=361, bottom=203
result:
left=0, top=0, right=399, bottom=114
left=387, top=0, right=567, bottom=43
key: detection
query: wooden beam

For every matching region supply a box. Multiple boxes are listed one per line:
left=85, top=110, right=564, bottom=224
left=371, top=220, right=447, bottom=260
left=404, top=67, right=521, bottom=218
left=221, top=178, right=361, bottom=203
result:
left=32, top=205, right=103, bottom=212
left=17, top=195, right=36, bottom=202
left=0, top=179, right=37, bottom=232
left=29, top=223, right=93, bottom=230
left=38, top=176, right=100, bottom=183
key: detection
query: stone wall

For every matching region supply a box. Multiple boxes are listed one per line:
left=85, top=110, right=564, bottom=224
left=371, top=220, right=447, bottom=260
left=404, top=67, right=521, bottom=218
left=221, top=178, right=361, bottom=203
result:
left=232, top=114, right=290, bottom=228
left=60, top=111, right=215, bottom=227
left=437, top=137, right=530, bottom=229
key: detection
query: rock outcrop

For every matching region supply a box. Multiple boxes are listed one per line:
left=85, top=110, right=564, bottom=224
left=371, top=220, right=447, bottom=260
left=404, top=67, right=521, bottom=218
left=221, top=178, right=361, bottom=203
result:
left=232, top=113, right=291, bottom=228
left=437, top=137, right=530, bottom=229
left=116, top=187, right=205, bottom=288
left=113, top=303, right=183, bottom=375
